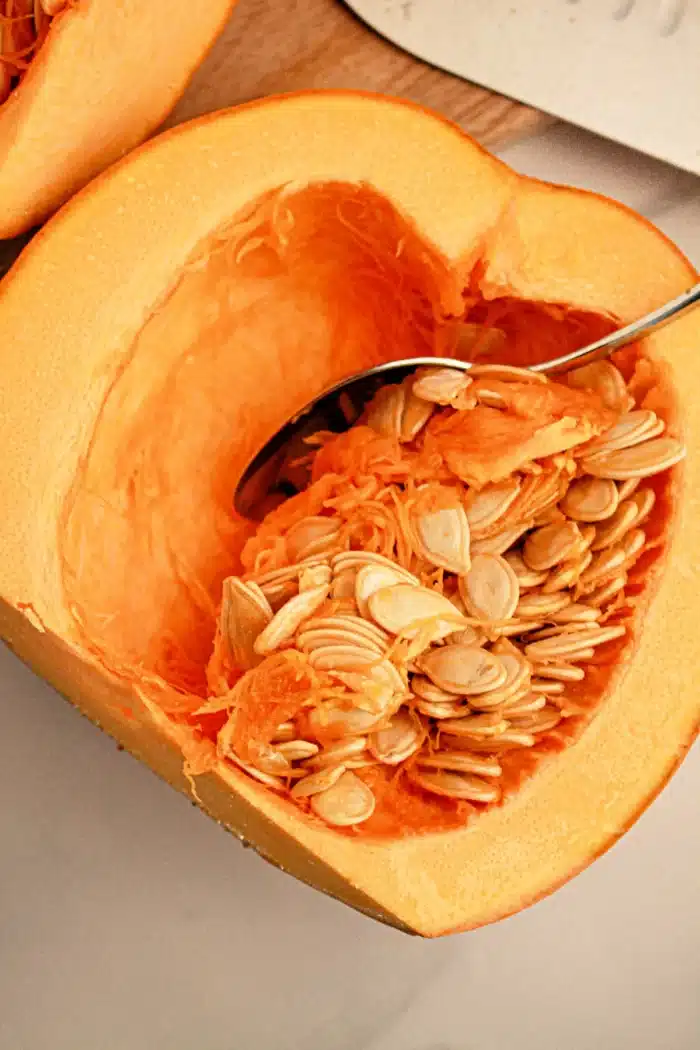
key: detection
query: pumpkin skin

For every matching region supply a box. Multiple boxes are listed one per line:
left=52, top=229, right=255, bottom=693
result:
left=0, top=0, right=237, bottom=238
left=0, top=92, right=698, bottom=936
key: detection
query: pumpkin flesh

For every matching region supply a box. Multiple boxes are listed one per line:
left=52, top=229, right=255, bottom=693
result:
left=0, top=95, right=698, bottom=935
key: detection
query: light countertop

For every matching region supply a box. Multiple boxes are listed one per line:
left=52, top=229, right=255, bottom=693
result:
left=1, top=124, right=699, bottom=1050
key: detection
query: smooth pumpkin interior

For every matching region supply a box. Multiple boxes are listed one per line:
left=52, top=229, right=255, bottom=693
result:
left=58, top=179, right=680, bottom=840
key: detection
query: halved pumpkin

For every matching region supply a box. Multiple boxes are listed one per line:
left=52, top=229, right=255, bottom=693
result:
left=0, top=0, right=236, bottom=238
left=0, top=92, right=698, bottom=936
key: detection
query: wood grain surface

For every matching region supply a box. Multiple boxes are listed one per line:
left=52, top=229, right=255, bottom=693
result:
left=1, top=0, right=550, bottom=274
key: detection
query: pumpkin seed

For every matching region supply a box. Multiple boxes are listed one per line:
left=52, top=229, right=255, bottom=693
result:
left=400, top=384, right=435, bottom=442
left=411, top=675, right=458, bottom=703
left=471, top=524, right=530, bottom=557
left=408, top=768, right=501, bottom=802
left=561, top=477, right=620, bottom=522
left=254, top=583, right=330, bottom=654
left=509, top=706, right=562, bottom=734
left=368, top=583, right=466, bottom=639
left=276, top=740, right=320, bottom=762
left=286, top=516, right=341, bottom=562
left=504, top=550, right=549, bottom=589
left=515, top=591, right=571, bottom=618
left=219, top=576, right=272, bottom=670
left=468, top=363, right=547, bottom=383
left=308, top=703, right=384, bottom=738
left=567, top=361, right=632, bottom=412
left=414, top=697, right=469, bottom=719
left=500, top=691, right=547, bottom=716
left=582, top=410, right=663, bottom=458
left=419, top=644, right=508, bottom=696
left=366, top=383, right=405, bottom=438
left=579, top=436, right=685, bottom=479
left=523, top=520, right=582, bottom=571
left=306, top=736, right=369, bottom=770
left=310, top=771, right=376, bottom=826
left=355, top=563, right=419, bottom=618
left=465, top=477, right=521, bottom=535
left=412, top=367, right=472, bottom=405
left=290, top=763, right=347, bottom=798
left=368, top=712, right=422, bottom=764
left=417, top=751, right=502, bottom=777
left=525, top=624, right=625, bottom=661
left=411, top=503, right=471, bottom=574
left=459, top=553, right=520, bottom=622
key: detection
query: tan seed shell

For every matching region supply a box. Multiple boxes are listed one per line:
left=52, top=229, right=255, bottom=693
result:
left=417, top=751, right=502, bottom=777
left=411, top=504, right=471, bottom=574
left=579, top=436, right=685, bottom=479
left=331, top=568, right=357, bottom=600
left=525, top=624, right=625, bottom=660
left=271, top=721, right=297, bottom=743
left=412, top=366, right=472, bottom=405
left=468, top=363, right=547, bottom=383
left=567, top=361, right=632, bottom=412
left=500, top=691, right=547, bottom=716
left=459, top=553, right=520, bottom=623
left=523, top=520, right=581, bottom=571
left=255, top=556, right=327, bottom=587
left=400, top=384, right=435, bottom=442
left=560, top=477, right=620, bottom=522
left=276, top=740, right=320, bottom=762
left=411, top=675, right=458, bottom=704
left=309, top=703, right=383, bottom=737
left=442, top=712, right=508, bottom=737
left=332, top=550, right=419, bottom=576
left=528, top=662, right=586, bottom=682
left=441, top=730, right=536, bottom=751
left=414, top=698, right=469, bottom=719
left=366, top=383, right=405, bottom=438
left=219, top=576, right=273, bottom=671
left=307, top=737, right=368, bottom=770
left=368, top=712, right=422, bottom=764
left=229, top=754, right=286, bottom=790
left=504, top=550, right=549, bottom=589
left=590, top=499, right=639, bottom=550
left=471, top=524, right=530, bottom=557
left=299, top=563, right=333, bottom=591
left=509, top=706, right=562, bottom=734
left=530, top=678, right=566, bottom=694
left=368, top=584, right=466, bottom=639
left=515, top=591, right=571, bottom=618
left=617, top=477, right=641, bottom=501
left=286, top=516, right=341, bottom=563
left=579, top=545, right=627, bottom=587
left=540, top=550, right=592, bottom=593
left=297, top=628, right=386, bottom=657
left=420, top=644, right=508, bottom=696
left=356, top=563, right=419, bottom=618
left=409, top=768, right=501, bottom=802
left=585, top=574, right=627, bottom=608
left=291, top=763, right=347, bottom=799
left=630, top=487, right=656, bottom=527
left=254, top=583, right=330, bottom=654
left=550, top=603, right=600, bottom=624
left=310, top=771, right=376, bottom=826
left=582, top=410, right=663, bottom=457
left=465, top=477, right=521, bottom=535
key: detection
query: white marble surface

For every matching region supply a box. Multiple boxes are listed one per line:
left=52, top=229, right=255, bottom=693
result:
left=1, top=124, right=699, bottom=1050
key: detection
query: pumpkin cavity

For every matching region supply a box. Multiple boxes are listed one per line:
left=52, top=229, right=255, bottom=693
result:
left=57, top=180, right=683, bottom=839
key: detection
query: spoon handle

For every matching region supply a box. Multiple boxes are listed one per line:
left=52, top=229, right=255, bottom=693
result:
left=532, top=281, right=700, bottom=375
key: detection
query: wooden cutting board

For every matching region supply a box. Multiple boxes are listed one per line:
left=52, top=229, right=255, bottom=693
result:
left=0, top=0, right=549, bottom=274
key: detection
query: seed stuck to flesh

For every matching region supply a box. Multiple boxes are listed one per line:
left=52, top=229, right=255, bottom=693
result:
left=419, top=644, right=507, bottom=696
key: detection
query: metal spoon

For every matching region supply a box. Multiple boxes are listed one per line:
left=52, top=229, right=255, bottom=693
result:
left=235, top=281, right=700, bottom=517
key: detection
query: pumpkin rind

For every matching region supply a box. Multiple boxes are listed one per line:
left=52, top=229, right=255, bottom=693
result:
left=0, top=0, right=237, bottom=237
left=0, top=93, right=698, bottom=936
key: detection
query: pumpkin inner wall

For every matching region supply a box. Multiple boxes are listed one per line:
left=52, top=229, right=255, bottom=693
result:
left=57, top=181, right=678, bottom=836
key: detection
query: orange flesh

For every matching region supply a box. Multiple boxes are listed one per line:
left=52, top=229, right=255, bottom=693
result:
left=57, top=180, right=678, bottom=839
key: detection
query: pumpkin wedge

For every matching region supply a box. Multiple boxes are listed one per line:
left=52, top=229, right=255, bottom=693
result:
left=0, top=0, right=236, bottom=238
left=0, top=93, right=698, bottom=937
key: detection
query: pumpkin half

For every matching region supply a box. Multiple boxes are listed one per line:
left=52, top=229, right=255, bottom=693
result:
left=0, top=0, right=237, bottom=238
left=0, top=92, right=698, bottom=936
